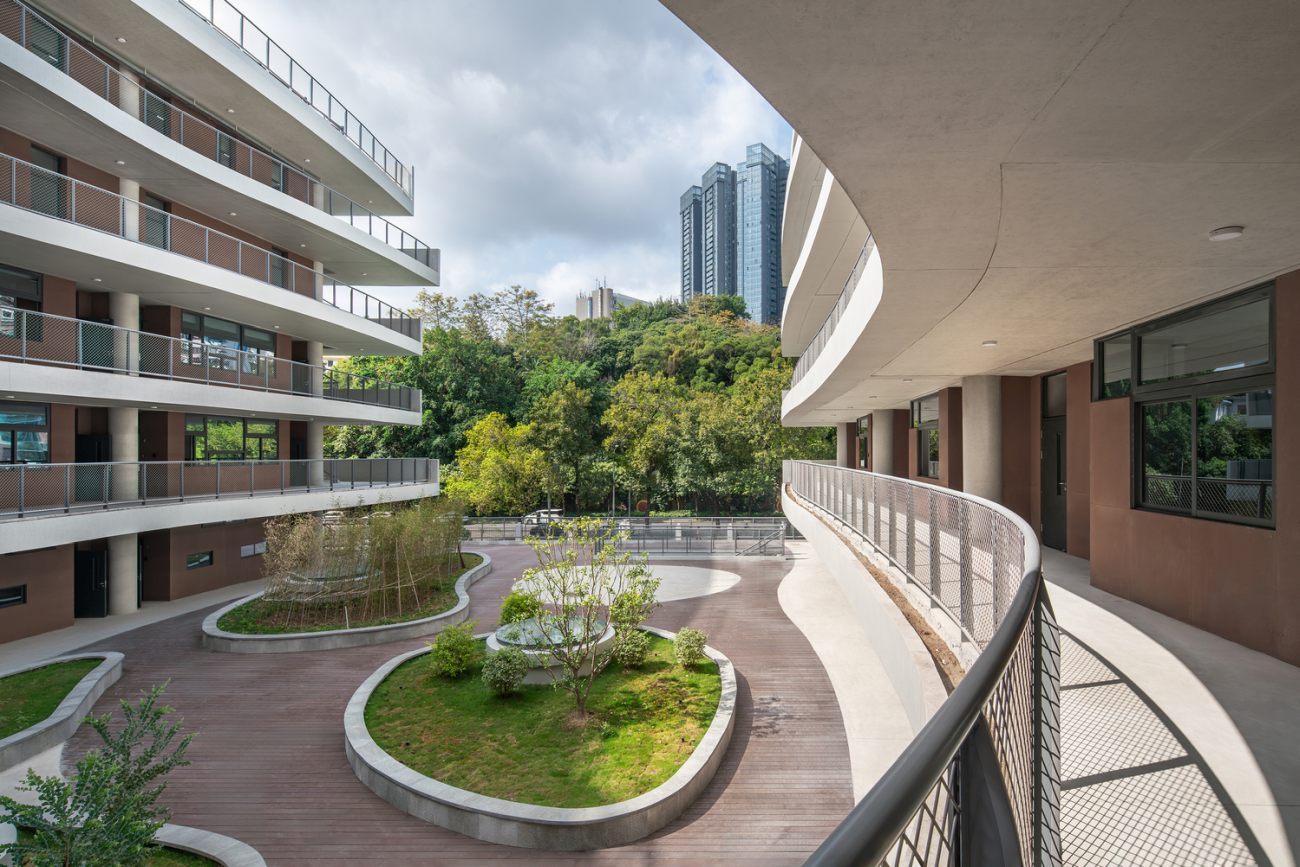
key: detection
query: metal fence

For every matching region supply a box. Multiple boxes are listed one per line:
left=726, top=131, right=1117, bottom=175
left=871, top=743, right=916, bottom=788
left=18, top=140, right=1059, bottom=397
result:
left=785, top=460, right=1060, bottom=867
left=790, top=237, right=874, bottom=389
left=0, top=151, right=418, bottom=340
left=1145, top=473, right=1273, bottom=522
left=461, top=516, right=789, bottom=555
left=0, top=457, right=438, bottom=519
left=0, top=308, right=420, bottom=411
left=176, top=0, right=414, bottom=198
left=0, top=0, right=433, bottom=269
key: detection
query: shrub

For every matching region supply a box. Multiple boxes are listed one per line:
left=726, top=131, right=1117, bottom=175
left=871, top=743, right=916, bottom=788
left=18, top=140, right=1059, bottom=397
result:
left=499, top=590, right=543, bottom=626
left=611, top=629, right=651, bottom=669
left=609, top=577, right=660, bottom=633
left=674, top=627, right=707, bottom=669
left=481, top=647, right=528, bottom=696
left=428, top=621, right=480, bottom=678
left=0, top=683, right=191, bottom=866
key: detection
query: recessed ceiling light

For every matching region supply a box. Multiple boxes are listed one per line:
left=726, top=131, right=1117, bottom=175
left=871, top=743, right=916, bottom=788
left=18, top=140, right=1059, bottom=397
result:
left=115, top=36, right=127, bottom=43
left=273, top=325, right=280, bottom=329
left=150, top=405, right=158, bottom=409
left=5, top=395, right=13, bottom=399
left=202, top=306, right=211, bottom=311
left=114, top=159, right=125, bottom=166
left=361, top=272, right=367, bottom=277
left=228, top=211, right=237, bottom=217
left=982, top=340, right=998, bottom=347
left=226, top=108, right=235, bottom=114
left=902, top=378, right=913, bottom=382
left=92, top=277, right=102, bottom=282
left=304, top=158, right=311, bottom=163
left=1208, top=225, right=1244, bottom=241
left=299, top=243, right=306, bottom=248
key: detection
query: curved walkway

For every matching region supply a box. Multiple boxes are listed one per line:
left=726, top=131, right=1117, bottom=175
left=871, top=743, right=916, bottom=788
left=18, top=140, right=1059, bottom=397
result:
left=63, top=547, right=854, bottom=865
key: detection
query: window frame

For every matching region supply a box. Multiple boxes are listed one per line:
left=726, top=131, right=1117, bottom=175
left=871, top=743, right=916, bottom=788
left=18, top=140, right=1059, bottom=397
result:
left=185, top=551, right=214, bottom=570
left=911, top=393, right=941, bottom=480
left=0, top=583, right=26, bottom=608
left=0, top=401, right=51, bottom=465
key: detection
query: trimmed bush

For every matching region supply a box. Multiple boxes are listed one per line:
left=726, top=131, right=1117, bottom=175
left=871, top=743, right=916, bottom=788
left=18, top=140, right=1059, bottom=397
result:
left=482, top=647, right=529, bottom=696
left=428, top=621, right=481, bottom=678
left=674, top=627, right=707, bottom=669
left=611, top=629, right=651, bottom=669
left=498, top=590, right=543, bottom=626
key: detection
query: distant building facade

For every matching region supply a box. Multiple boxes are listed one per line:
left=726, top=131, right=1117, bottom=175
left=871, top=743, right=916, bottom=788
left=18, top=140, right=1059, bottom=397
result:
left=680, top=143, right=788, bottom=323
left=576, top=285, right=646, bottom=320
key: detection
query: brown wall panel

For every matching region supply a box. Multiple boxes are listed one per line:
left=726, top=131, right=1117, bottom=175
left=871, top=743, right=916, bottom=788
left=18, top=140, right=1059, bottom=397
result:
left=1001, top=377, right=1032, bottom=521
left=140, top=529, right=172, bottom=601
left=0, top=546, right=74, bottom=644
left=891, top=410, right=909, bottom=477
left=1065, top=362, right=1092, bottom=558
left=162, top=521, right=268, bottom=600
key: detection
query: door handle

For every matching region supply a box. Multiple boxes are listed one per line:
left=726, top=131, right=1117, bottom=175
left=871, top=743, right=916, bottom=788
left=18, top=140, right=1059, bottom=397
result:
left=1058, top=481, right=1067, bottom=494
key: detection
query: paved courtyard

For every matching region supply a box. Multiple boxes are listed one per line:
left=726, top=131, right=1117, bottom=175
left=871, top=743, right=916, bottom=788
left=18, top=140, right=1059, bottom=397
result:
left=61, top=547, right=855, bottom=866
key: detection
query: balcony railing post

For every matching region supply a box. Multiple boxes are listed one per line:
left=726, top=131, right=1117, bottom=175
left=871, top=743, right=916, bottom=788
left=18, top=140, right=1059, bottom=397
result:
left=249, top=461, right=254, bottom=498
left=887, top=481, right=897, bottom=562
left=215, top=460, right=220, bottom=499
left=959, top=499, right=974, bottom=637
left=101, top=463, right=109, bottom=508
left=906, top=485, right=916, bottom=576
left=929, top=491, right=942, bottom=599
left=872, top=475, right=881, bottom=546
left=63, top=463, right=70, bottom=512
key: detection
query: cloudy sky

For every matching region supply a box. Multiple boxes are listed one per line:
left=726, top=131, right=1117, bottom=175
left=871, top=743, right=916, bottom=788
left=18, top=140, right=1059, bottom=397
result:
left=243, top=0, right=791, bottom=313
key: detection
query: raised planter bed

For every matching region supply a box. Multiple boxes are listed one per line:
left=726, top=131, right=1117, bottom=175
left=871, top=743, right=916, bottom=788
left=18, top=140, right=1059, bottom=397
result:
left=0, top=653, right=122, bottom=773
left=201, top=553, right=492, bottom=654
left=0, top=822, right=265, bottom=867
left=344, top=626, right=737, bottom=850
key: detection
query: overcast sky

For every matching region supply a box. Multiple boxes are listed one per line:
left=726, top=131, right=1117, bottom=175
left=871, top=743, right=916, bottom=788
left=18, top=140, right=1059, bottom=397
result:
left=242, top=0, right=791, bottom=314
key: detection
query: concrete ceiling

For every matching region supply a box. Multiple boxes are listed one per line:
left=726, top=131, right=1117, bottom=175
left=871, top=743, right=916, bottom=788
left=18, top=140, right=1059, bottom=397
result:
left=662, top=0, right=1300, bottom=424
left=36, top=0, right=413, bottom=215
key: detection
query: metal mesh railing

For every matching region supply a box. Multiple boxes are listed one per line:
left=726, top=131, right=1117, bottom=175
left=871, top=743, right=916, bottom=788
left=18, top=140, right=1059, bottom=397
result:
left=786, top=460, right=1060, bottom=867
left=0, top=0, right=433, bottom=270
left=0, top=308, right=420, bottom=411
left=176, top=0, right=413, bottom=197
left=1145, top=473, right=1273, bottom=521
left=790, top=236, right=874, bottom=389
left=460, top=516, right=788, bottom=555
left=0, top=152, right=418, bottom=340
left=0, top=457, right=438, bottom=519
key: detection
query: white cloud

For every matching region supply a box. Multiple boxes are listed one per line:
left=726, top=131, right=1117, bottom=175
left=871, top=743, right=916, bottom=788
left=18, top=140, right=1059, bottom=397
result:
left=240, top=0, right=790, bottom=313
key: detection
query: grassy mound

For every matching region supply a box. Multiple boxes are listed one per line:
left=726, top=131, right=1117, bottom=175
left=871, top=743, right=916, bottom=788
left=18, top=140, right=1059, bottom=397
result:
left=0, top=659, right=99, bottom=740
left=215, top=554, right=482, bottom=635
left=365, top=636, right=721, bottom=808
left=15, top=829, right=214, bottom=865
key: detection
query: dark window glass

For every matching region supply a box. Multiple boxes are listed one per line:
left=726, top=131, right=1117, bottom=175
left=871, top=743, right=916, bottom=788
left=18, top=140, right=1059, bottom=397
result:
left=26, top=16, right=65, bottom=68
left=0, top=401, right=50, bottom=464
left=29, top=146, right=65, bottom=219
left=1140, top=399, right=1193, bottom=510
left=0, top=266, right=41, bottom=338
left=186, top=551, right=213, bottom=570
left=1195, top=389, right=1273, bottom=522
left=0, top=584, right=26, bottom=608
left=1139, top=297, right=1269, bottom=386
left=141, top=91, right=171, bottom=137
left=1098, top=334, right=1132, bottom=399
left=912, top=394, right=939, bottom=428
left=1044, top=372, right=1067, bottom=418
left=269, top=250, right=288, bottom=289
left=0, top=403, right=47, bottom=427
left=217, top=132, right=235, bottom=168
left=141, top=193, right=169, bottom=249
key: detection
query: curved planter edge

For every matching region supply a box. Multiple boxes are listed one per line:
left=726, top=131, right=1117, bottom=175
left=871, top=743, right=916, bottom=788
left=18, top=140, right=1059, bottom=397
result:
left=0, top=822, right=264, bottom=867
left=344, top=625, right=737, bottom=850
left=200, top=552, right=492, bottom=654
left=0, top=652, right=123, bottom=773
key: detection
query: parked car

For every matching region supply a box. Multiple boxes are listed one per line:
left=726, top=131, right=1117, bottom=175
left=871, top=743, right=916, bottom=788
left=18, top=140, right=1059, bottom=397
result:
left=523, top=509, right=564, bottom=536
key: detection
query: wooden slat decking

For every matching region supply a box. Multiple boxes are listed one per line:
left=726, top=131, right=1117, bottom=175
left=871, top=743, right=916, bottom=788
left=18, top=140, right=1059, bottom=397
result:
left=65, top=546, right=853, bottom=865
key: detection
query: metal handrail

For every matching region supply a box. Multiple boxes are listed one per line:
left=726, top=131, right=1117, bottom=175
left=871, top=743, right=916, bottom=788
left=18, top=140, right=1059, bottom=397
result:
left=0, top=0, right=433, bottom=269
left=0, top=151, right=419, bottom=340
left=785, top=460, right=1060, bottom=867
left=790, top=237, right=874, bottom=389
left=0, top=308, right=421, bottom=412
left=177, top=0, right=414, bottom=197
left=0, top=457, right=439, bottom=519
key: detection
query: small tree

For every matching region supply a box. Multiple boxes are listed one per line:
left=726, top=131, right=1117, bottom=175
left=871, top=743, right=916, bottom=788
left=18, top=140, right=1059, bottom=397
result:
left=0, top=683, right=192, bottom=867
left=520, top=518, right=656, bottom=719
left=498, top=590, right=543, bottom=626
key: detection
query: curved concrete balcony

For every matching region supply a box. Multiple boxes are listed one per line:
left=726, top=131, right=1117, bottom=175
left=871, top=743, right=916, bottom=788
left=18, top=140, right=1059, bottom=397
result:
left=0, top=0, right=437, bottom=286
left=0, top=308, right=420, bottom=425
left=31, top=0, right=414, bottom=212
left=0, top=457, right=439, bottom=554
left=780, top=150, right=871, bottom=357
left=0, top=152, right=420, bottom=356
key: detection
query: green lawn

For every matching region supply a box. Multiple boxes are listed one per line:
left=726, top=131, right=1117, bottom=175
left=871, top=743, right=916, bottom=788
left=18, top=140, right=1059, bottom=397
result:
left=15, top=829, right=214, bottom=865
left=365, top=636, right=721, bottom=808
left=216, top=554, right=482, bottom=635
left=0, top=659, right=99, bottom=740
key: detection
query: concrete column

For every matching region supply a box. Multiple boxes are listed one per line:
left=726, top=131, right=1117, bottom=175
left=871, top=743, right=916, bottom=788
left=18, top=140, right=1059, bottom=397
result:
left=872, top=409, right=896, bottom=476
left=961, top=375, right=1002, bottom=502
left=313, top=259, right=325, bottom=301
left=307, top=339, right=325, bottom=485
left=109, top=405, right=139, bottom=502
left=117, top=68, right=140, bottom=119
left=836, top=422, right=854, bottom=468
left=109, top=291, right=139, bottom=373
left=108, top=533, right=138, bottom=616
left=119, top=178, right=140, bottom=243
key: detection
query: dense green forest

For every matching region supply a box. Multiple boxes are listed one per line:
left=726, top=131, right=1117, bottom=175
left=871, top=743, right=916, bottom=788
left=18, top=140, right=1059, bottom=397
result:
left=325, top=286, right=834, bottom=515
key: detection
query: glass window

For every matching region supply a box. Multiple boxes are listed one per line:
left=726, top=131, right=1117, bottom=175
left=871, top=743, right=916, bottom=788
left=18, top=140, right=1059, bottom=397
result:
left=141, top=91, right=171, bottom=138
left=141, top=193, right=169, bottom=249
left=1139, top=296, right=1269, bottom=386
left=29, top=146, right=65, bottom=219
left=26, top=16, right=65, bottom=69
left=186, top=551, right=213, bottom=570
left=0, top=584, right=26, bottom=608
left=217, top=132, right=235, bottom=169
left=240, top=541, right=267, bottom=558
left=911, top=394, right=939, bottom=428
left=0, top=402, right=50, bottom=464
left=204, top=417, right=244, bottom=460
left=1097, top=334, right=1132, bottom=399
left=269, top=250, right=288, bottom=289
left=185, top=416, right=276, bottom=461
left=1043, top=372, right=1067, bottom=418
left=918, top=429, right=940, bottom=479
left=1140, top=400, right=1193, bottom=510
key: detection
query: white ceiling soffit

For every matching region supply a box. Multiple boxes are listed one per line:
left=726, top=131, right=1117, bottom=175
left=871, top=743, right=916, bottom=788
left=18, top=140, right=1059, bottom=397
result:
left=663, top=0, right=1300, bottom=420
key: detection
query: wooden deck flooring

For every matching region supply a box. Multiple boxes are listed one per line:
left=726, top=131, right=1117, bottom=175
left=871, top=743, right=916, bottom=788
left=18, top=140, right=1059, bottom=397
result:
left=65, top=547, right=853, bottom=865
